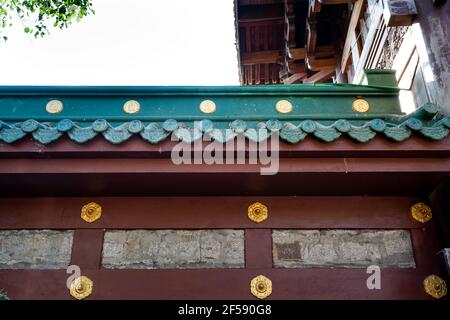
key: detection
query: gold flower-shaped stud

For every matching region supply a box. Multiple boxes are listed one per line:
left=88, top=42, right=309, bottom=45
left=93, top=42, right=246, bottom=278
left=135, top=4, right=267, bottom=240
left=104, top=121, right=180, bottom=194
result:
left=70, top=276, right=93, bottom=300
left=424, top=274, right=447, bottom=299
left=250, top=275, right=272, bottom=299
left=248, top=202, right=268, bottom=223
left=411, top=202, right=432, bottom=223
left=81, top=202, right=102, bottom=223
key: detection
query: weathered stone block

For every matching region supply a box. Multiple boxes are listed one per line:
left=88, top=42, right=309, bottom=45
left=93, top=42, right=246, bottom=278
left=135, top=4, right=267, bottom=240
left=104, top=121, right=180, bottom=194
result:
left=0, top=230, right=73, bottom=269
left=102, top=229, right=244, bottom=269
left=273, top=229, right=415, bottom=268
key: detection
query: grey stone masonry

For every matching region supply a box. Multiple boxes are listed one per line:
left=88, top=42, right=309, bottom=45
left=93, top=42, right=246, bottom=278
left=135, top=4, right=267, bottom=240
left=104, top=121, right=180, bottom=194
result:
left=0, top=230, right=73, bottom=269
left=102, top=230, right=245, bottom=269
left=273, top=229, right=415, bottom=268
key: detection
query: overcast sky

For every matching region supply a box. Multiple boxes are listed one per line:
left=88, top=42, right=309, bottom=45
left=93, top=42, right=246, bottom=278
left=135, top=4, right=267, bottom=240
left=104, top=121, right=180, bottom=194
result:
left=0, top=0, right=240, bottom=86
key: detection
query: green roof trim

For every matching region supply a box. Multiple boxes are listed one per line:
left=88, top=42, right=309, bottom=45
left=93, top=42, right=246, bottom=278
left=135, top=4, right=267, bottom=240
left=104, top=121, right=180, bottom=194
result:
left=0, top=290, right=8, bottom=300
left=0, top=84, right=402, bottom=122
left=0, top=117, right=449, bottom=145
left=0, top=84, right=448, bottom=145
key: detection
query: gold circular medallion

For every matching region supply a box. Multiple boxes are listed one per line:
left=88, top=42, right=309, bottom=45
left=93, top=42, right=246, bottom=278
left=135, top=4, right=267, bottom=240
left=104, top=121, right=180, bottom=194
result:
left=424, top=275, right=447, bottom=299
left=199, top=100, right=216, bottom=114
left=248, top=202, right=268, bottom=223
left=250, top=275, right=272, bottom=299
left=46, top=100, right=63, bottom=114
left=352, top=99, right=370, bottom=113
left=410, top=202, right=432, bottom=223
left=81, top=202, right=102, bottom=223
left=70, top=276, right=93, bottom=300
left=275, top=100, right=293, bottom=113
left=123, top=100, right=141, bottom=114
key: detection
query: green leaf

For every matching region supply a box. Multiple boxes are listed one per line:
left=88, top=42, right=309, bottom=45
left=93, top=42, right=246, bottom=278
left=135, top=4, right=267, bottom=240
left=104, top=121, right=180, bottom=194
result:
left=4, top=0, right=94, bottom=40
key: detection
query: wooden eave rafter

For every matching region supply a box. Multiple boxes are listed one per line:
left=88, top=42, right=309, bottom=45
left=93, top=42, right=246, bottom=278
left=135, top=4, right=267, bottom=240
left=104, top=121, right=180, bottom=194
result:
left=242, top=46, right=335, bottom=65
left=302, top=68, right=336, bottom=83
left=306, top=56, right=337, bottom=72
left=319, top=0, right=356, bottom=4
left=341, top=0, right=365, bottom=73
left=283, top=72, right=307, bottom=84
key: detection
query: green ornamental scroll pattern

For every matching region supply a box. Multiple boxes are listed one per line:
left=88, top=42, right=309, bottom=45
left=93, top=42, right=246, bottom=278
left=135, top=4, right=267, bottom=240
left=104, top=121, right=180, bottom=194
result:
left=0, top=117, right=449, bottom=145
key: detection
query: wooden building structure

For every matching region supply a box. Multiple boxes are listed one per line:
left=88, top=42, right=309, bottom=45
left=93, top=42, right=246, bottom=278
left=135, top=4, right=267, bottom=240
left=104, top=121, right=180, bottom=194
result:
left=236, top=0, right=348, bottom=85
left=235, top=0, right=450, bottom=114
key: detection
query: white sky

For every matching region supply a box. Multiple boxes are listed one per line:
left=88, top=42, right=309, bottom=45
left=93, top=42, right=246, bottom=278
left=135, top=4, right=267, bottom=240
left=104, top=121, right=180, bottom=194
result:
left=0, top=0, right=240, bottom=86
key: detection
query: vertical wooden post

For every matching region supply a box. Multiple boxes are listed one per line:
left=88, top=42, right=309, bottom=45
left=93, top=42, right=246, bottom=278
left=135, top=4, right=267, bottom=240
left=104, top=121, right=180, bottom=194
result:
left=245, top=229, right=273, bottom=269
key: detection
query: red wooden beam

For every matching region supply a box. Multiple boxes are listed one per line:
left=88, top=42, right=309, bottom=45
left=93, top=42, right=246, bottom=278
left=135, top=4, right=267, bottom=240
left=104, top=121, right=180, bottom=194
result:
left=0, top=196, right=427, bottom=230
left=0, top=268, right=436, bottom=300
left=0, top=158, right=449, bottom=174
left=1, top=135, right=450, bottom=158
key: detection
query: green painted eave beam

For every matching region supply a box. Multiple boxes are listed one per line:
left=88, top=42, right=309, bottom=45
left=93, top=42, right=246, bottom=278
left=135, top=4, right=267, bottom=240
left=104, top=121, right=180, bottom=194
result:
left=0, top=83, right=399, bottom=95
left=0, top=84, right=402, bottom=122
left=0, top=84, right=448, bottom=145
